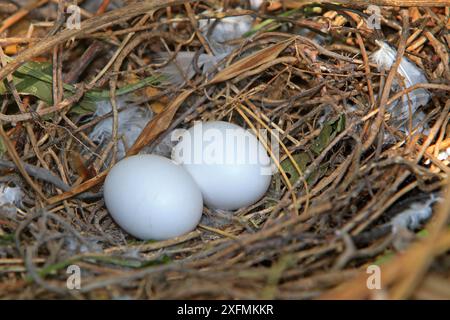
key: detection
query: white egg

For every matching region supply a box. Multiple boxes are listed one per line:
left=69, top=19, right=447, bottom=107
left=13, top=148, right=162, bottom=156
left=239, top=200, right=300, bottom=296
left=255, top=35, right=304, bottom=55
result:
left=103, top=155, right=203, bottom=240
left=172, top=121, right=272, bottom=210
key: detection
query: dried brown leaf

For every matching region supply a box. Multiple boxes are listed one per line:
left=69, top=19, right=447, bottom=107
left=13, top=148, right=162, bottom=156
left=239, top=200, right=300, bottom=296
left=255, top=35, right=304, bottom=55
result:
left=208, top=39, right=293, bottom=85
left=127, top=89, right=194, bottom=156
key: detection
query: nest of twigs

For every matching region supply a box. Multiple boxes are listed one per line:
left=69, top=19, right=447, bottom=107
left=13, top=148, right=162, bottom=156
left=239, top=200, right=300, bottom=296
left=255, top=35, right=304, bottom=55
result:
left=0, top=0, right=449, bottom=299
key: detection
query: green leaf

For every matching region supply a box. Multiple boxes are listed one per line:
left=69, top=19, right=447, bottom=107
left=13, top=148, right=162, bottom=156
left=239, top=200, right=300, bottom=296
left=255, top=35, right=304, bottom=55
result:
left=70, top=75, right=164, bottom=115
left=0, top=56, right=164, bottom=115
left=310, top=114, right=346, bottom=155
left=374, top=250, right=395, bottom=266
left=278, top=115, right=345, bottom=185
left=0, top=233, right=14, bottom=246
left=281, top=152, right=311, bottom=184
left=13, top=73, right=54, bottom=104
left=243, top=9, right=300, bottom=37
left=416, top=229, right=429, bottom=238
left=0, top=135, right=6, bottom=157
left=0, top=60, right=61, bottom=106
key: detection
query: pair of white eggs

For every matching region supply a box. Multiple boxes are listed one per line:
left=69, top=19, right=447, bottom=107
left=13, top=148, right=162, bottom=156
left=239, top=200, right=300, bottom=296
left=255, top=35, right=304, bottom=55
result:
left=103, top=121, right=272, bottom=240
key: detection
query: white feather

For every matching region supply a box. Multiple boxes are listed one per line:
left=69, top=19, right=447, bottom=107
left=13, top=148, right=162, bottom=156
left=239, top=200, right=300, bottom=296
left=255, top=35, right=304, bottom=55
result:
left=391, top=194, right=439, bottom=232
left=150, top=130, right=178, bottom=157
left=66, top=236, right=103, bottom=254
left=159, top=9, right=254, bottom=85
left=89, top=97, right=153, bottom=160
left=0, top=184, right=22, bottom=206
left=250, top=0, right=264, bottom=10
left=371, top=40, right=430, bottom=121
left=198, top=51, right=229, bottom=73
left=156, top=52, right=198, bottom=85
left=199, top=14, right=254, bottom=47
left=157, top=51, right=228, bottom=85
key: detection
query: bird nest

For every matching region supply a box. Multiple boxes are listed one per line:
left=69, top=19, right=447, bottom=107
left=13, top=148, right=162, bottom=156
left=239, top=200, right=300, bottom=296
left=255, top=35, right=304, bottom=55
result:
left=0, top=1, right=449, bottom=299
